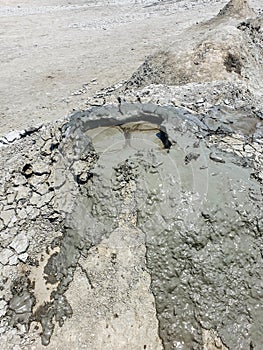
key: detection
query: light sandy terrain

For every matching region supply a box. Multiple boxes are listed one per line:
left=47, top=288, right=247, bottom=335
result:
left=0, top=0, right=240, bottom=134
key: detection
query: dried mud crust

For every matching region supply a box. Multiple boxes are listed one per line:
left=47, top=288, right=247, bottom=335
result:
left=0, top=102, right=262, bottom=349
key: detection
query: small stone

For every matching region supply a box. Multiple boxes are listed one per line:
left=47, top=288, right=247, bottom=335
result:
left=30, top=192, right=41, bottom=206
left=7, top=192, right=17, bottom=205
left=10, top=233, right=29, bottom=254
left=12, top=174, right=27, bottom=186
left=0, top=209, right=15, bottom=226
left=18, top=253, right=28, bottom=263
left=0, top=248, right=13, bottom=265
left=8, top=254, right=18, bottom=265
left=21, top=163, right=33, bottom=178
left=3, top=130, right=21, bottom=143
left=32, top=161, right=50, bottom=175
left=0, top=300, right=7, bottom=317
left=36, top=191, right=54, bottom=208
left=14, top=185, right=31, bottom=201
left=17, top=208, right=28, bottom=220
left=196, top=98, right=205, bottom=104
left=209, top=152, right=225, bottom=163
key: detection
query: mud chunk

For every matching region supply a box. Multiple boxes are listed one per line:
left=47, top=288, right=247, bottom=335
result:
left=8, top=291, right=34, bottom=329
left=224, top=52, right=242, bottom=75
left=10, top=233, right=29, bottom=254
left=0, top=209, right=16, bottom=226
left=185, top=152, right=200, bottom=164
left=18, top=253, right=28, bottom=263
left=0, top=300, right=7, bottom=317
left=2, top=130, right=21, bottom=143
left=0, top=248, right=13, bottom=265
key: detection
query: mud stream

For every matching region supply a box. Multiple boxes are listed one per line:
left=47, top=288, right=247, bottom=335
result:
left=7, top=103, right=262, bottom=349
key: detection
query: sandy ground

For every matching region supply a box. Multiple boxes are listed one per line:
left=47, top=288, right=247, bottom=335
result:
left=0, top=0, right=237, bottom=134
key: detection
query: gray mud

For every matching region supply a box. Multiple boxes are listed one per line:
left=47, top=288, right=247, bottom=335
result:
left=24, top=103, right=262, bottom=348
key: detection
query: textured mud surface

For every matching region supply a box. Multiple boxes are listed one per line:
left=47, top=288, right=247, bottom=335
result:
left=1, top=100, right=262, bottom=349
left=0, top=0, right=263, bottom=349
left=63, top=104, right=263, bottom=350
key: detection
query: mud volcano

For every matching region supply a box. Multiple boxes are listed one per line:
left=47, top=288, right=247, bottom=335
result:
left=12, top=103, right=258, bottom=349
left=0, top=100, right=262, bottom=349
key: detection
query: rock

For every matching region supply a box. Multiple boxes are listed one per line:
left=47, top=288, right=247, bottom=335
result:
left=209, top=152, right=226, bottom=163
left=12, top=174, right=27, bottom=187
left=25, top=205, right=40, bottom=220
left=0, top=249, right=13, bottom=265
left=14, top=186, right=31, bottom=201
left=185, top=152, right=200, bottom=165
left=0, top=300, right=7, bottom=317
left=0, top=219, right=4, bottom=231
left=30, top=192, right=41, bottom=206
left=71, top=160, right=89, bottom=176
left=2, top=130, right=21, bottom=143
left=32, top=161, right=50, bottom=175
left=8, top=254, right=18, bottom=265
left=36, top=191, right=54, bottom=208
left=22, top=124, right=43, bottom=136
left=10, top=233, right=29, bottom=254
left=217, top=0, right=256, bottom=19
left=16, top=208, right=28, bottom=220
left=18, top=253, right=28, bottom=263
left=0, top=209, right=16, bottom=226
left=0, top=137, right=9, bottom=145
left=48, top=168, right=66, bottom=188
left=41, top=139, right=53, bottom=156
left=7, top=192, right=17, bottom=205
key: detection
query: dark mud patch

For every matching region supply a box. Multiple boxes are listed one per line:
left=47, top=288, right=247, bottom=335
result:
left=224, top=52, right=242, bottom=75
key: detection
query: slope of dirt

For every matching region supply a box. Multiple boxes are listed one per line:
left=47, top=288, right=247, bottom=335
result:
left=124, top=7, right=263, bottom=93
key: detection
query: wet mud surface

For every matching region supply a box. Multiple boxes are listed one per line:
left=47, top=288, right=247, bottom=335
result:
left=0, top=99, right=262, bottom=349
left=71, top=104, right=263, bottom=349
left=14, top=103, right=259, bottom=348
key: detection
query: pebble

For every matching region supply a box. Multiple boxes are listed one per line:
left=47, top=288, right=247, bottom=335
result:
left=0, top=300, right=7, bottom=317
left=209, top=152, right=225, bottom=163
left=0, top=248, right=13, bottom=265
left=0, top=209, right=15, bottom=226
left=0, top=219, right=4, bottom=230
left=2, top=130, right=21, bottom=143
left=10, top=233, right=29, bottom=254
left=18, top=253, right=28, bottom=263
left=9, top=254, right=18, bottom=265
